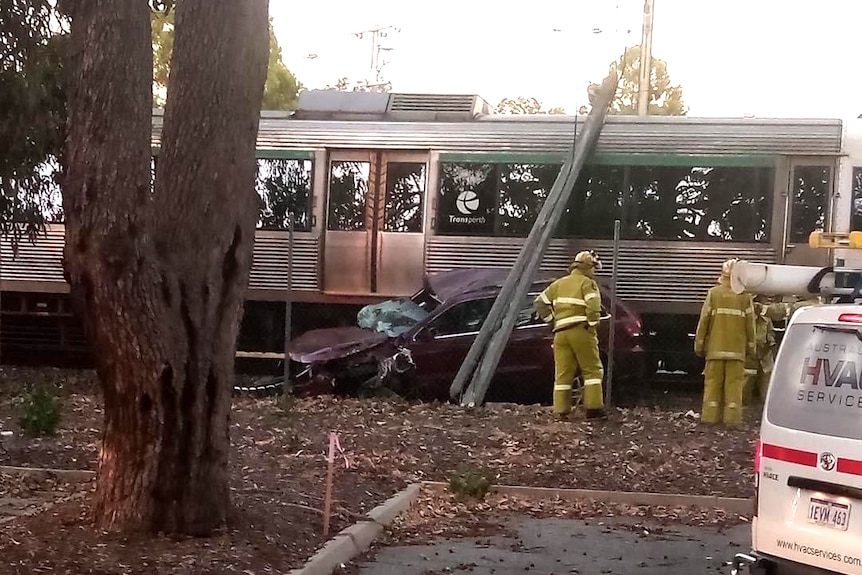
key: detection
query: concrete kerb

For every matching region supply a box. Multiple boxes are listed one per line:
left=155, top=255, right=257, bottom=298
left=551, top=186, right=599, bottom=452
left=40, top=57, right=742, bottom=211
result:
left=0, top=465, right=95, bottom=482
left=0, top=490, right=90, bottom=525
left=422, top=481, right=754, bottom=516
left=289, top=482, right=422, bottom=575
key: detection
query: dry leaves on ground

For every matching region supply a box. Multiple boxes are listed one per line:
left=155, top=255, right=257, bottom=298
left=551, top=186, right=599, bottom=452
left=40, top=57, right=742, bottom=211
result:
left=0, top=366, right=759, bottom=574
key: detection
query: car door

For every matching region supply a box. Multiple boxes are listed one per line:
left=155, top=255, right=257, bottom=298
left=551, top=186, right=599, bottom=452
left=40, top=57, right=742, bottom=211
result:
left=405, top=297, right=495, bottom=401
left=486, top=291, right=555, bottom=405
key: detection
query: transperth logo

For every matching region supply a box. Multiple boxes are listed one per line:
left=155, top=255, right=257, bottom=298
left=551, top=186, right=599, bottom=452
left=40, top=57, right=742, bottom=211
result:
left=456, top=191, right=480, bottom=215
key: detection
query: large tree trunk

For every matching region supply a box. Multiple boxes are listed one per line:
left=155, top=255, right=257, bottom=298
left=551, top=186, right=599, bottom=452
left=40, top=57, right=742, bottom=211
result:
left=62, top=0, right=269, bottom=535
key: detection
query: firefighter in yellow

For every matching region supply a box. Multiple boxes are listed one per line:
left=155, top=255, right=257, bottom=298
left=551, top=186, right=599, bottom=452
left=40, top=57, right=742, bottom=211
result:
left=694, top=259, right=755, bottom=425
left=534, top=250, right=606, bottom=420
left=744, top=295, right=777, bottom=404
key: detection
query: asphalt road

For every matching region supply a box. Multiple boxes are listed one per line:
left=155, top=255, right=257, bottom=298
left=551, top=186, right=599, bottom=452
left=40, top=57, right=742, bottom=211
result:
left=355, top=516, right=750, bottom=575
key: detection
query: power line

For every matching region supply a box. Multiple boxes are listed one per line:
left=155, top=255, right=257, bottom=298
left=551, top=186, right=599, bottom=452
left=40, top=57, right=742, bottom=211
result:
left=352, top=25, right=400, bottom=85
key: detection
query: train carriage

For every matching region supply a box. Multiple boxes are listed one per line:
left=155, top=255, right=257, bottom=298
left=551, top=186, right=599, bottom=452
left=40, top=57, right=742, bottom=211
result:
left=0, top=90, right=852, bottom=374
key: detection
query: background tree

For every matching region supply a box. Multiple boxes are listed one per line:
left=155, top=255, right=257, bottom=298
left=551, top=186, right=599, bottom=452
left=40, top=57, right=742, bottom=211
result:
left=262, top=23, right=300, bottom=110
left=0, top=0, right=67, bottom=247
left=324, top=76, right=391, bottom=93
left=590, top=45, right=686, bottom=116
left=495, top=96, right=565, bottom=115
left=61, top=0, right=269, bottom=534
left=152, top=10, right=298, bottom=109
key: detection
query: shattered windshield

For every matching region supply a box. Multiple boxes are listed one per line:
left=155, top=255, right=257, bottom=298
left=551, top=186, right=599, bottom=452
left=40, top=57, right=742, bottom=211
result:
left=357, top=297, right=431, bottom=337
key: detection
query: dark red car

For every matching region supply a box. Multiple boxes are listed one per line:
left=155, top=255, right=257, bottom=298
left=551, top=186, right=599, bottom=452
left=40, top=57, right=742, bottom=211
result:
left=287, top=268, right=645, bottom=405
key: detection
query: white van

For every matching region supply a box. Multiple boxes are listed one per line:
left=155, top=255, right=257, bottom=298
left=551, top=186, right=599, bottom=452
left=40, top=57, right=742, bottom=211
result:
left=734, top=304, right=862, bottom=575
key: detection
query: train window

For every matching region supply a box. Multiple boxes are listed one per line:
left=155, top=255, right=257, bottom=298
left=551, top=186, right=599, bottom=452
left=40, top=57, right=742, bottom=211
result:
left=555, top=165, right=624, bottom=239
left=384, top=162, right=426, bottom=233
left=497, top=164, right=560, bottom=236
left=851, top=167, right=862, bottom=231
left=327, top=161, right=370, bottom=232
left=436, top=163, right=496, bottom=236
left=434, top=162, right=773, bottom=242
left=255, top=158, right=313, bottom=231
left=789, top=165, right=829, bottom=244
left=626, top=165, right=771, bottom=242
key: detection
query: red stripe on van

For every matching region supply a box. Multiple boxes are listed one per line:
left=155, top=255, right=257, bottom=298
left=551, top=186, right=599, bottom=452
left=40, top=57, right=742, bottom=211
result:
left=837, top=458, right=862, bottom=476
left=761, top=443, right=817, bottom=467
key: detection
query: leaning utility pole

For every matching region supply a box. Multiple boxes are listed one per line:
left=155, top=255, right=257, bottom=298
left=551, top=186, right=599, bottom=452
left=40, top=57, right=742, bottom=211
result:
left=637, top=0, right=655, bottom=116
left=449, top=71, right=620, bottom=408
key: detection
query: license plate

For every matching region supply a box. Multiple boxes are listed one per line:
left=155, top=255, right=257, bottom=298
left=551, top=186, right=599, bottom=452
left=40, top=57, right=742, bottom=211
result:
left=808, top=497, right=851, bottom=531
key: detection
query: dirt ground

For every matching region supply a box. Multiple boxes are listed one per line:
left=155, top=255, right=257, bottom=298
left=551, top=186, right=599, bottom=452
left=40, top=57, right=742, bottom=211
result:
left=0, top=367, right=760, bottom=574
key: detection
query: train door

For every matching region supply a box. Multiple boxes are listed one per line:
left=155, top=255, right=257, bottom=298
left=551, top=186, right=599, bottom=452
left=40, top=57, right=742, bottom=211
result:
left=323, top=150, right=428, bottom=296
left=782, top=160, right=835, bottom=266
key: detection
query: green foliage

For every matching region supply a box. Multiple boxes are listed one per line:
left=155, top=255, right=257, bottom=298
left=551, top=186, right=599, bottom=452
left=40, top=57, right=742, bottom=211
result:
left=602, top=45, right=687, bottom=116
left=495, top=96, right=565, bottom=115
left=19, top=384, right=62, bottom=437
left=324, top=77, right=391, bottom=93
left=0, top=0, right=68, bottom=249
left=325, top=77, right=353, bottom=91
left=151, top=13, right=301, bottom=110
left=448, top=465, right=494, bottom=501
left=262, top=23, right=300, bottom=110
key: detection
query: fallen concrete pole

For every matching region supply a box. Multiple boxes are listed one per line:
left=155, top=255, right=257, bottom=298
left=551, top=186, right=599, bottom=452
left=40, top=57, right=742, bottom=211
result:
left=450, top=71, right=620, bottom=407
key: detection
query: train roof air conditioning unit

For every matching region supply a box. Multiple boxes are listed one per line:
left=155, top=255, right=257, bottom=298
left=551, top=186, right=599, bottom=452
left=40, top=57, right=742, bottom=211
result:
left=292, top=90, right=490, bottom=121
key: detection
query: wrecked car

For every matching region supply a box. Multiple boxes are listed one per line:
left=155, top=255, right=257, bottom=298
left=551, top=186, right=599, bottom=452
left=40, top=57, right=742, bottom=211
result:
left=286, top=268, right=645, bottom=405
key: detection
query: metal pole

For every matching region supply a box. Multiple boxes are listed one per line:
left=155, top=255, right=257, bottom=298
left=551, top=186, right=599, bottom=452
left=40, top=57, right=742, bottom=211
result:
left=0, top=241, right=3, bottom=366
left=605, top=219, right=621, bottom=407
left=283, top=217, right=293, bottom=391
left=637, top=0, right=655, bottom=116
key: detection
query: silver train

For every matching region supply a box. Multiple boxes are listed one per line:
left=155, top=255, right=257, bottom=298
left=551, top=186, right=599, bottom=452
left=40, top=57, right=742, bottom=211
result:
left=0, top=91, right=856, bottom=370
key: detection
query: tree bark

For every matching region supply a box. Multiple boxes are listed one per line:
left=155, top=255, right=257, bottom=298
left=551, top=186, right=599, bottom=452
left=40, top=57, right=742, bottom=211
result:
left=62, top=0, right=269, bottom=535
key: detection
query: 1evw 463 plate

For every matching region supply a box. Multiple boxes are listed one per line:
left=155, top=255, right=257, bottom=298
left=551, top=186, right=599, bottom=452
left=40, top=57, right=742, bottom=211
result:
left=808, top=497, right=850, bottom=531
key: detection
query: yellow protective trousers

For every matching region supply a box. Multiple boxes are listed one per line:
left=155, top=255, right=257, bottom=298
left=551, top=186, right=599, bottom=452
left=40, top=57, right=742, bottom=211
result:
left=702, top=359, right=744, bottom=425
left=552, top=325, right=604, bottom=414
left=744, top=352, right=773, bottom=404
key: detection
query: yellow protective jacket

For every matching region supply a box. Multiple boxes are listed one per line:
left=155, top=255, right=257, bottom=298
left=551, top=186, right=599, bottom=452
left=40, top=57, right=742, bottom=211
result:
left=694, top=281, right=755, bottom=361
left=533, top=269, right=601, bottom=332
left=753, top=302, right=776, bottom=355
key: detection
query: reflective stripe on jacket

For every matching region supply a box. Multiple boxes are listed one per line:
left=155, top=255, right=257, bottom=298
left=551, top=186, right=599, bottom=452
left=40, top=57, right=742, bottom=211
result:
left=694, top=281, right=755, bottom=361
left=533, top=269, right=601, bottom=332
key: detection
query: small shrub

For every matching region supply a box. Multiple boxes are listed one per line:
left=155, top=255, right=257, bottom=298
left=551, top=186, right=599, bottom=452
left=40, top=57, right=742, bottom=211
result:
left=448, top=465, right=494, bottom=501
left=19, top=385, right=62, bottom=437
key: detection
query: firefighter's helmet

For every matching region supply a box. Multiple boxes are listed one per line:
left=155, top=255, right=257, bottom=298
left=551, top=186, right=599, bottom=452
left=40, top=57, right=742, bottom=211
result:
left=571, top=250, right=602, bottom=271
left=721, top=258, right=738, bottom=279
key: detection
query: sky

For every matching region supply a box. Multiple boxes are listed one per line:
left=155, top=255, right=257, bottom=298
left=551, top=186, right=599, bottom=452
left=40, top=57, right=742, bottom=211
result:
left=270, top=0, right=861, bottom=119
